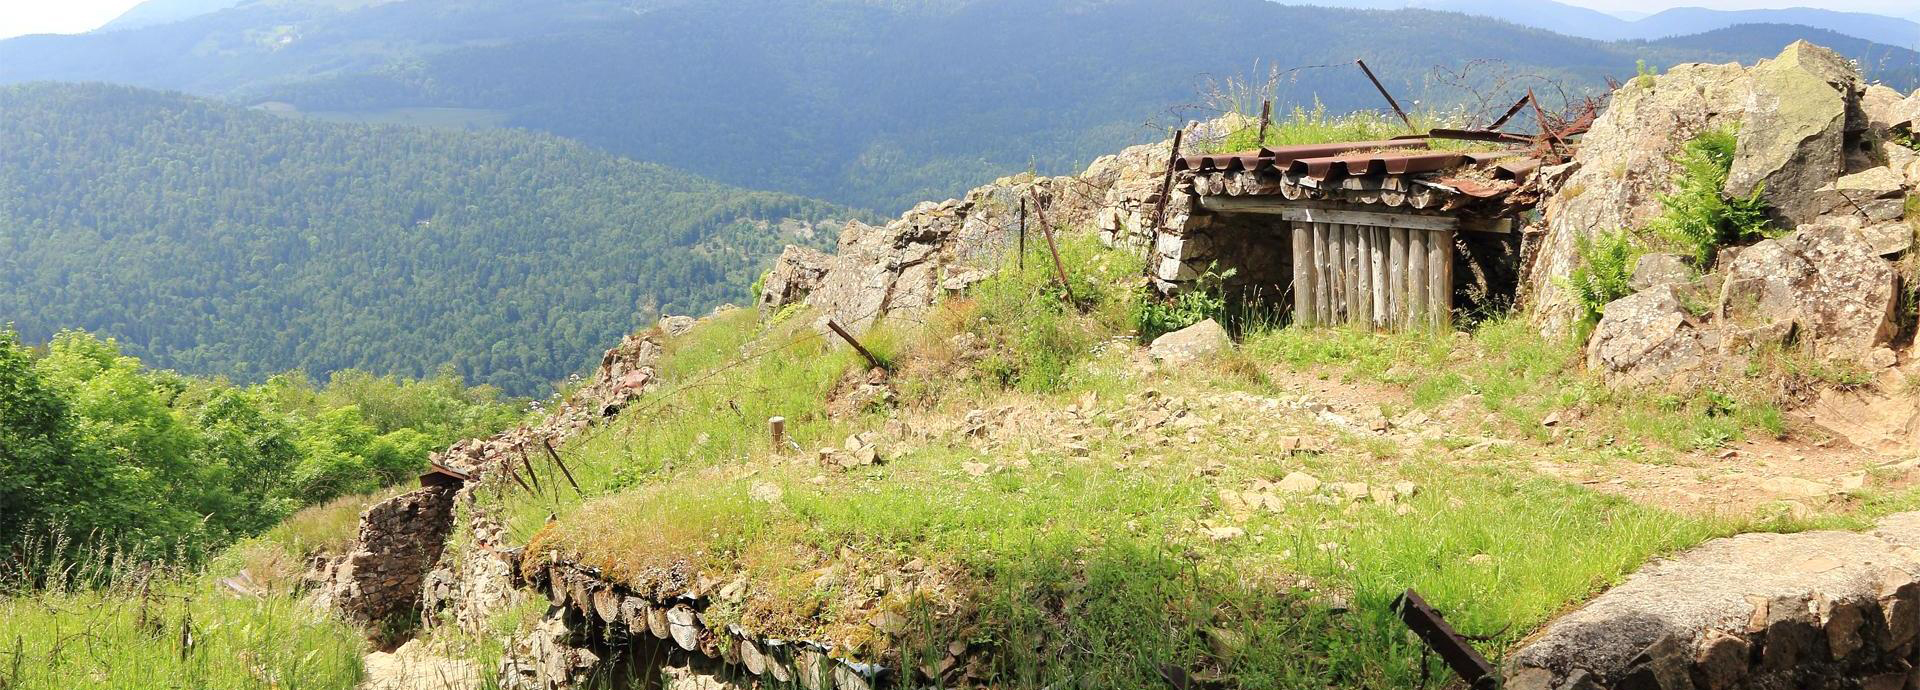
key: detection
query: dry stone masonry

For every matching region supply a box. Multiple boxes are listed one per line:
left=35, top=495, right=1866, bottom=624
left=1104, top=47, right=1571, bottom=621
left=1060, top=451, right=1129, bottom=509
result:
left=1508, top=513, right=1920, bottom=690
left=308, top=485, right=457, bottom=627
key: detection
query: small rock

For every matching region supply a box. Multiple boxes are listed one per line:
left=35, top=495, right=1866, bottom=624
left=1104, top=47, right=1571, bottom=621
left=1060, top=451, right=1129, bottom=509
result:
left=1866, top=347, right=1898, bottom=370
left=1201, top=525, right=1245, bottom=541
left=1693, top=631, right=1750, bottom=690
left=1758, top=475, right=1830, bottom=497
left=748, top=482, right=783, bottom=504
left=1148, top=319, right=1232, bottom=365
left=962, top=462, right=991, bottom=477
left=1276, top=472, right=1321, bottom=494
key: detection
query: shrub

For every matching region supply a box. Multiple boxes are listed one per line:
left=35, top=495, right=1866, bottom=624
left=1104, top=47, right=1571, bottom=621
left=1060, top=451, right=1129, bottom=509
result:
left=1651, top=128, right=1773, bottom=267
left=1565, top=230, right=1642, bottom=328
left=1131, top=266, right=1236, bottom=340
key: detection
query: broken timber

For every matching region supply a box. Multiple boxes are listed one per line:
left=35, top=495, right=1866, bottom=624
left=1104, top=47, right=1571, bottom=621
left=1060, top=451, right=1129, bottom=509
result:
left=826, top=319, right=886, bottom=370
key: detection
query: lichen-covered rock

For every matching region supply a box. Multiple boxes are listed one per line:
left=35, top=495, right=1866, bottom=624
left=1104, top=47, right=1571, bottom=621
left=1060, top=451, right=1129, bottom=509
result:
left=1721, top=224, right=1896, bottom=358
left=1724, top=41, right=1860, bottom=228
left=1525, top=60, right=1752, bottom=334
left=757, top=137, right=1170, bottom=334
left=1585, top=284, right=1712, bottom=388
left=1808, top=166, right=1908, bottom=223
left=1628, top=253, right=1692, bottom=291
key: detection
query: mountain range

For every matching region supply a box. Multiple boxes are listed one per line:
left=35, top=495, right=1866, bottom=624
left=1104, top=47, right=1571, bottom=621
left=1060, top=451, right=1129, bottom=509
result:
left=1285, top=0, right=1920, bottom=49
left=4, top=0, right=1920, bottom=392
left=8, top=0, right=1917, bottom=214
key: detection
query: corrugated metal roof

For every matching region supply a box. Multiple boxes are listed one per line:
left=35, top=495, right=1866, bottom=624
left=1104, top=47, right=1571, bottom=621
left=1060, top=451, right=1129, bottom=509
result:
left=1176, top=139, right=1533, bottom=184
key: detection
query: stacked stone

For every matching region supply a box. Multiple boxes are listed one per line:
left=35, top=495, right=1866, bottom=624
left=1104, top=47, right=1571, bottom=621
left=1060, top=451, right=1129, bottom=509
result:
left=501, top=563, right=922, bottom=690
left=310, top=485, right=457, bottom=627
left=1507, top=513, right=1920, bottom=690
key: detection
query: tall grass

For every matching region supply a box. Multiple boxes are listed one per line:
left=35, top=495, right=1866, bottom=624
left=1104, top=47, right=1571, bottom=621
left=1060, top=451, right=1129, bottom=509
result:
left=0, top=542, right=365, bottom=690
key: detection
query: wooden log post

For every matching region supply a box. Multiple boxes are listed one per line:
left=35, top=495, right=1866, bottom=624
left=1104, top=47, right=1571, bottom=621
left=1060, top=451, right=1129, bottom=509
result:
left=1291, top=223, right=1314, bottom=327
left=1388, top=227, right=1408, bottom=329
left=1431, top=227, right=1454, bottom=331
left=1407, top=229, right=1428, bottom=330
left=1370, top=227, right=1388, bottom=331
left=666, top=604, right=701, bottom=652
left=1326, top=223, right=1345, bottom=324
left=769, top=416, right=787, bottom=452
left=1312, top=223, right=1331, bottom=325
left=1344, top=223, right=1359, bottom=326
left=1356, top=227, right=1375, bottom=328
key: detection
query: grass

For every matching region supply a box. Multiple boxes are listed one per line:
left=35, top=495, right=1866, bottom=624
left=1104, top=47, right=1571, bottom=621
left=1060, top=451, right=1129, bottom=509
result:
left=210, top=485, right=407, bottom=594
left=494, top=238, right=1840, bottom=688
left=0, top=570, right=365, bottom=689
left=1192, top=105, right=1490, bottom=155
left=1243, top=318, right=1785, bottom=453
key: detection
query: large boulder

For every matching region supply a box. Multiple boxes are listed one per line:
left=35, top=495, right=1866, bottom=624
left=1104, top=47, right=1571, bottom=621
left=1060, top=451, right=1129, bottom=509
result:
left=1525, top=60, right=1752, bottom=334
left=1723, top=41, right=1861, bottom=229
left=1585, top=284, right=1714, bottom=388
left=1720, top=224, right=1897, bottom=359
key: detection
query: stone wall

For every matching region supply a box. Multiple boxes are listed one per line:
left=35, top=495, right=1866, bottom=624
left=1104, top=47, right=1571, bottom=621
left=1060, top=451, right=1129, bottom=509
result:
left=309, top=485, right=457, bottom=627
left=1508, top=512, right=1920, bottom=690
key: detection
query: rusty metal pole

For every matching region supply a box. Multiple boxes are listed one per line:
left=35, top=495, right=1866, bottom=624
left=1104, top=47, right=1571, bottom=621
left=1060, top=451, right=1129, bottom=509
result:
left=1486, top=93, right=1533, bottom=131
left=826, top=319, right=885, bottom=370
left=1355, top=59, right=1416, bottom=133
left=1029, top=196, right=1074, bottom=304
left=1018, top=198, right=1027, bottom=272
left=542, top=437, right=581, bottom=495
left=517, top=445, right=543, bottom=492
left=1255, top=99, right=1272, bottom=145
left=1149, top=127, right=1186, bottom=234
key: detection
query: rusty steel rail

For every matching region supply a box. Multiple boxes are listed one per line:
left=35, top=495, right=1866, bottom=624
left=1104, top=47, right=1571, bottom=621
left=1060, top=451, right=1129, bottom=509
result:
left=1393, top=589, right=1497, bottom=690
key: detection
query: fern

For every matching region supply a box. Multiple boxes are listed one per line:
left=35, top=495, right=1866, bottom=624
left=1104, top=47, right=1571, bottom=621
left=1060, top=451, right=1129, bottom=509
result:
left=1566, top=230, right=1642, bottom=327
left=1650, top=128, right=1774, bottom=267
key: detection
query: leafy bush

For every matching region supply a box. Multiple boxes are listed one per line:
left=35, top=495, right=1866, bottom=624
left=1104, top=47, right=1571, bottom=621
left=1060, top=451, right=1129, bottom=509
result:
left=1651, top=128, right=1773, bottom=267
left=1565, top=230, right=1643, bottom=328
left=1131, top=266, right=1236, bottom=340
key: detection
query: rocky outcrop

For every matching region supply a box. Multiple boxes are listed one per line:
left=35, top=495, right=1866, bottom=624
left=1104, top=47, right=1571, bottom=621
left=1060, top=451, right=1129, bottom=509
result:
left=1586, top=223, right=1903, bottom=388
left=1524, top=61, right=1752, bottom=334
left=1527, top=42, right=1914, bottom=339
left=1507, top=512, right=1920, bottom=690
left=758, top=135, right=1176, bottom=332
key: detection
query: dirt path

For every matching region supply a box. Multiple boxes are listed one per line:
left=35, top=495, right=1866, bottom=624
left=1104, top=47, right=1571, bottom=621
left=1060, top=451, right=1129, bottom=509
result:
left=360, top=639, right=480, bottom=690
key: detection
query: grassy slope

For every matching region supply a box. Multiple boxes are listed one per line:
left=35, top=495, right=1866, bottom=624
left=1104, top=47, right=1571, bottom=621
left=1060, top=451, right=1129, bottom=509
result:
left=493, top=230, right=1912, bottom=687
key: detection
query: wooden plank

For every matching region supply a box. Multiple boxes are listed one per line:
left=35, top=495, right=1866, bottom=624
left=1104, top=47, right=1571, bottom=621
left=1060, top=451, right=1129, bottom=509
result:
left=1407, top=229, right=1428, bottom=329
left=1227, top=205, right=1457, bottom=231
left=1431, top=227, right=1454, bottom=331
left=1389, top=227, right=1408, bottom=330
left=1326, top=223, right=1345, bottom=324
left=1291, top=223, right=1314, bottom=327
left=1369, top=227, right=1388, bottom=330
left=1312, top=223, right=1331, bottom=325
left=1356, top=226, right=1374, bottom=328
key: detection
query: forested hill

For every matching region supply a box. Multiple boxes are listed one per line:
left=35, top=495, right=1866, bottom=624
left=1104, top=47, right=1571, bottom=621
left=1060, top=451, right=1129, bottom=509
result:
left=5, top=0, right=1918, bottom=213
left=0, top=83, right=852, bottom=396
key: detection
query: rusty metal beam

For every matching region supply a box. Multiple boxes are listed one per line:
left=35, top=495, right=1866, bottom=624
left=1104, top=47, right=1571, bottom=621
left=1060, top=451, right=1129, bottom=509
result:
left=1486, top=93, right=1533, bottom=131
left=1355, top=59, right=1416, bottom=133
left=1393, top=589, right=1496, bottom=690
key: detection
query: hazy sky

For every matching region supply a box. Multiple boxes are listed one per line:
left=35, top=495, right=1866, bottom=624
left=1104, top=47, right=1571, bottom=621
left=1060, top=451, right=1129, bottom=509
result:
left=1, top=0, right=1917, bottom=40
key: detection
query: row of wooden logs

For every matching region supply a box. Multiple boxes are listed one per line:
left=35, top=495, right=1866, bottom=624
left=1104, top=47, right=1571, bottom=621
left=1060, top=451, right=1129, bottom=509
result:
left=540, top=564, right=891, bottom=690
left=1181, top=170, right=1445, bottom=209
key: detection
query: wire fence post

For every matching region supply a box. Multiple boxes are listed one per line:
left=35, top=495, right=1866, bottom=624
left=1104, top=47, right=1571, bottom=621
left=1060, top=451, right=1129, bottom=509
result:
left=1028, top=195, right=1074, bottom=303
left=1355, top=59, right=1416, bottom=133
left=1256, top=99, right=1272, bottom=146
left=1150, top=127, right=1186, bottom=234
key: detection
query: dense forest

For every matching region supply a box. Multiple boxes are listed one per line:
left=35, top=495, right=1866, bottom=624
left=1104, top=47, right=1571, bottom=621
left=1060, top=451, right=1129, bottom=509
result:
left=4, top=0, right=1917, bottom=211
left=0, top=83, right=849, bottom=395
left=0, top=327, right=520, bottom=565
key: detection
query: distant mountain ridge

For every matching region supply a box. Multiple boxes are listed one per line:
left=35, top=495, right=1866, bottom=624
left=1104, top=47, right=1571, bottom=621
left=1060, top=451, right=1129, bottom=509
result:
left=1284, top=1, right=1920, bottom=49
